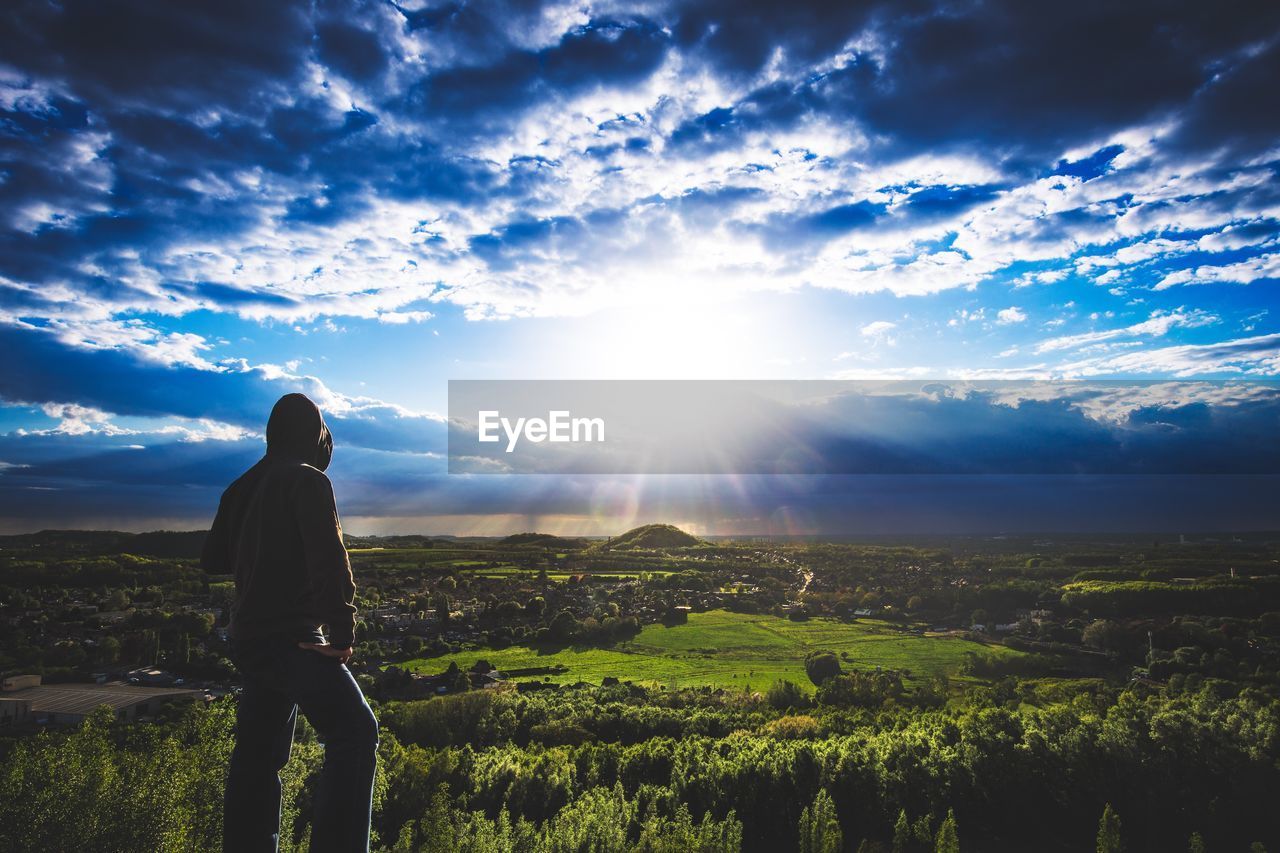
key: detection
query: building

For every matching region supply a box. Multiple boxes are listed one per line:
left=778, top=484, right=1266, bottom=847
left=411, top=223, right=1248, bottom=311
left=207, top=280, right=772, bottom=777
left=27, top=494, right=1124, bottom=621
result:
left=0, top=675, right=205, bottom=726
left=0, top=695, right=32, bottom=728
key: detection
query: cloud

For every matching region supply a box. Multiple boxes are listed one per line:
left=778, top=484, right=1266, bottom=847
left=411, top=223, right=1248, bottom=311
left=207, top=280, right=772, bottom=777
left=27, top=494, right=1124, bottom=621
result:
left=1, top=0, right=1279, bottom=529
left=0, top=0, right=1274, bottom=332
left=1036, top=308, right=1220, bottom=353
left=1154, top=253, right=1280, bottom=290
left=0, top=322, right=445, bottom=454
left=860, top=320, right=897, bottom=337
left=1055, top=332, right=1280, bottom=377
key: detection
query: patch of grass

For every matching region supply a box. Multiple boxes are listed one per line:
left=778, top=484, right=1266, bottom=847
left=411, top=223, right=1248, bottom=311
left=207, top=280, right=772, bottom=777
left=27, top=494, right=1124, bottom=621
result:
left=399, top=610, right=1024, bottom=692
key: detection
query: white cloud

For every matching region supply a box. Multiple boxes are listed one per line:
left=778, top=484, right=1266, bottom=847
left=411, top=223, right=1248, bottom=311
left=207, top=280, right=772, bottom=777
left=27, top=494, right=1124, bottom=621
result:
left=1196, top=222, right=1278, bottom=253
left=1035, top=308, right=1219, bottom=353
left=860, top=320, right=897, bottom=337
left=37, top=402, right=118, bottom=436
left=1053, top=333, right=1280, bottom=377
left=996, top=306, right=1027, bottom=324
left=1154, top=253, right=1280, bottom=290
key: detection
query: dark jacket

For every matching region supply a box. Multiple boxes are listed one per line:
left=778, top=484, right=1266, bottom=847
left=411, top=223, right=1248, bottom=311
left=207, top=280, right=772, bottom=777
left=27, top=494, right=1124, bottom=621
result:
left=201, top=394, right=357, bottom=648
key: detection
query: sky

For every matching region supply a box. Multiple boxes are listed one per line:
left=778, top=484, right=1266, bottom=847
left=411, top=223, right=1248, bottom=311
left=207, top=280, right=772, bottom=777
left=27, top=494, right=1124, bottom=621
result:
left=0, top=0, right=1278, bottom=534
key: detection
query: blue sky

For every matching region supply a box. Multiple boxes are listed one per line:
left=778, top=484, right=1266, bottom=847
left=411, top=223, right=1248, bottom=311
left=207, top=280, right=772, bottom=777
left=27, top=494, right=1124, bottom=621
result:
left=0, top=0, right=1278, bottom=533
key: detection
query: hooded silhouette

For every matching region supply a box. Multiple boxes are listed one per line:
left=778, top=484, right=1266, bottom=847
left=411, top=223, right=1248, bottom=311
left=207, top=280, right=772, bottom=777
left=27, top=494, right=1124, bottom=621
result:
left=209, top=395, right=376, bottom=852
left=201, top=393, right=356, bottom=648
left=266, top=392, right=334, bottom=471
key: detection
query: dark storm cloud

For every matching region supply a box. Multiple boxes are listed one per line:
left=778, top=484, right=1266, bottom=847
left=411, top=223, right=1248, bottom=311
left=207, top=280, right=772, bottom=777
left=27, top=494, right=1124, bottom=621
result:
left=0, top=2, right=684, bottom=321
left=1, top=0, right=1275, bottom=313
left=0, top=324, right=445, bottom=455
left=1167, top=38, right=1280, bottom=157
left=0, top=95, right=103, bottom=231
left=400, top=17, right=670, bottom=124
left=1, top=0, right=314, bottom=112
left=668, top=0, right=1280, bottom=161
left=315, top=20, right=390, bottom=83
left=0, top=435, right=262, bottom=491
left=667, top=81, right=824, bottom=155
left=794, top=388, right=1280, bottom=475
left=669, top=0, right=889, bottom=79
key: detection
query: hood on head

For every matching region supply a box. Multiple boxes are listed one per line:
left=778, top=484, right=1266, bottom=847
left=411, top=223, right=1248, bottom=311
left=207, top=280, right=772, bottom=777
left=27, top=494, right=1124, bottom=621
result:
left=265, top=393, right=333, bottom=471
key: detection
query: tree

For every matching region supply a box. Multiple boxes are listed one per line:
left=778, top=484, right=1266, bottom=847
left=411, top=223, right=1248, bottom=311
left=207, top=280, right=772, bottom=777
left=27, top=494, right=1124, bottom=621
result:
left=432, top=592, right=451, bottom=624
left=1097, top=803, right=1123, bottom=853
left=1188, top=833, right=1205, bottom=853
left=935, top=809, right=959, bottom=853
left=816, top=669, right=904, bottom=709
left=767, top=679, right=807, bottom=711
left=892, top=810, right=911, bottom=853
left=798, top=789, right=842, bottom=853
left=97, top=636, right=122, bottom=665
left=494, top=600, right=522, bottom=620
left=1083, top=620, right=1126, bottom=655
left=408, top=784, right=455, bottom=853
left=804, top=650, right=842, bottom=686
left=549, top=610, right=579, bottom=642
left=444, top=662, right=469, bottom=693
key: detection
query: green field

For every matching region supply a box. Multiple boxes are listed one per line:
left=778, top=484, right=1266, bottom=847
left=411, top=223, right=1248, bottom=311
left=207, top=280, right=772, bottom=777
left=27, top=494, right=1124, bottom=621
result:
left=400, top=609, right=1023, bottom=692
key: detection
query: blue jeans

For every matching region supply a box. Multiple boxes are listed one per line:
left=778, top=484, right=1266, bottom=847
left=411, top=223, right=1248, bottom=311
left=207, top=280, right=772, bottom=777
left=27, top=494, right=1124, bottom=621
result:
left=224, top=630, right=378, bottom=853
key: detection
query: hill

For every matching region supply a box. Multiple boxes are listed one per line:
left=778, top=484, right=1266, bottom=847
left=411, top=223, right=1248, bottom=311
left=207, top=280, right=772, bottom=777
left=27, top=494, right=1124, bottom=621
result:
left=0, top=529, right=133, bottom=555
left=598, top=523, right=702, bottom=551
left=0, top=529, right=210, bottom=559
left=498, top=532, right=589, bottom=549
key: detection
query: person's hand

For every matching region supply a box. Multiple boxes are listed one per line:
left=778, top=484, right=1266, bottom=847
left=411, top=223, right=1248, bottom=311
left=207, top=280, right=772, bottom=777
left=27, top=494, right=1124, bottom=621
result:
left=298, top=642, right=353, bottom=665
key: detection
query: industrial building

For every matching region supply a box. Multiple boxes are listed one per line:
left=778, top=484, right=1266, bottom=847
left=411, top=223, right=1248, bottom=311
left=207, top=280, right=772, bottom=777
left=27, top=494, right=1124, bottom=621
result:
left=0, top=674, right=205, bottom=727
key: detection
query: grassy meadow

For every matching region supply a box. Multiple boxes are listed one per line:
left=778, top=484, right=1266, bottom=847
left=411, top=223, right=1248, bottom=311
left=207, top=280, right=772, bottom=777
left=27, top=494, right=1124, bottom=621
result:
left=400, top=609, right=1022, bottom=692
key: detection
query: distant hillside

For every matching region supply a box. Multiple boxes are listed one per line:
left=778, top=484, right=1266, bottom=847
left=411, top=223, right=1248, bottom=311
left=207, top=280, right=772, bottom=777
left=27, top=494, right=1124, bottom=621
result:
left=599, top=524, right=702, bottom=551
left=345, top=534, right=441, bottom=550
left=0, top=529, right=133, bottom=554
left=0, top=529, right=208, bottom=559
left=499, top=532, right=590, bottom=549
left=111, top=530, right=207, bottom=559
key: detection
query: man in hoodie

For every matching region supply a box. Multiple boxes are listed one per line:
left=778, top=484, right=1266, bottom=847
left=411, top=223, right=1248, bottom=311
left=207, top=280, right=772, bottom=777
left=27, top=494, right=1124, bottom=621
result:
left=202, top=393, right=378, bottom=853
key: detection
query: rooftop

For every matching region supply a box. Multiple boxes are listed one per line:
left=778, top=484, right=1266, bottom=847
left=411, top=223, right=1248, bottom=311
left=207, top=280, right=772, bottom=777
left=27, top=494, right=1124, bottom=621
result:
left=5, top=681, right=203, bottom=716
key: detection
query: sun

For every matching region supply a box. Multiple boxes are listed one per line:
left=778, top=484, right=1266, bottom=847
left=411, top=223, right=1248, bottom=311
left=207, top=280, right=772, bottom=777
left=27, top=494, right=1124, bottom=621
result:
left=566, top=292, right=790, bottom=379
